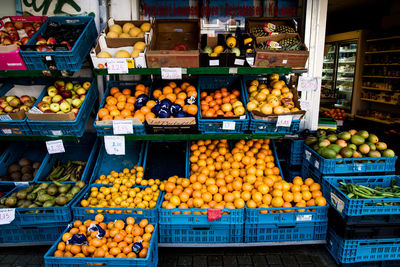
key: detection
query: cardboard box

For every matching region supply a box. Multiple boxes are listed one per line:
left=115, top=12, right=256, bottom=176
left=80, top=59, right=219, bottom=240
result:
left=245, top=17, right=297, bottom=34
left=105, top=18, right=152, bottom=45
left=146, top=19, right=200, bottom=68
left=90, top=34, right=147, bottom=69
left=254, top=33, right=309, bottom=68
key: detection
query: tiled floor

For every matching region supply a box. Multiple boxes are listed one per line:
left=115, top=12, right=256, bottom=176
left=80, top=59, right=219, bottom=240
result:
left=0, top=244, right=338, bottom=267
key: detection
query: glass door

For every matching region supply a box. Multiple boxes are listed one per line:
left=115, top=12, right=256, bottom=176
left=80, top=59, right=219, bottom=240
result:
left=335, top=41, right=357, bottom=112
left=321, top=43, right=337, bottom=108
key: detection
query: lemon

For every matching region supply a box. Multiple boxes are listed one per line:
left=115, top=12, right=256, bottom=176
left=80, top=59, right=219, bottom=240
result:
left=213, top=45, right=224, bottom=54
left=209, top=52, right=218, bottom=57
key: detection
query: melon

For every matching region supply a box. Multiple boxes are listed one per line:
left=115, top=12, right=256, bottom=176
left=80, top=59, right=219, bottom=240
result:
left=109, top=24, right=122, bottom=34
left=140, top=22, right=151, bottom=32
left=129, top=27, right=141, bottom=37
left=119, top=33, right=130, bottom=38
left=122, top=22, right=135, bottom=33
left=97, top=51, right=112, bottom=58
left=106, top=31, right=119, bottom=38
left=114, top=50, right=130, bottom=58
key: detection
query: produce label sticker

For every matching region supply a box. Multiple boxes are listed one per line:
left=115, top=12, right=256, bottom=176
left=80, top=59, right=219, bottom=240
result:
left=14, top=182, right=29, bottom=187
left=297, top=76, right=318, bottom=92
left=276, top=115, right=292, bottom=127
left=296, top=214, right=312, bottom=221
left=305, top=150, right=311, bottom=161
left=208, top=209, right=221, bottom=221
left=222, top=121, right=236, bottom=130
left=51, top=130, right=63, bottom=136
left=161, top=68, right=182, bottom=80
left=355, top=164, right=363, bottom=171
left=46, top=140, right=65, bottom=154
left=113, top=120, right=133, bottom=135
left=229, top=68, right=238, bottom=74
left=246, top=57, right=255, bottom=66
left=314, top=160, right=320, bottom=169
left=104, top=135, right=125, bottom=155
left=209, top=60, right=219, bottom=66
left=330, top=192, right=344, bottom=213
left=234, top=59, right=245, bottom=66
left=107, top=59, right=129, bottom=74
left=282, top=59, right=288, bottom=64
left=0, top=115, right=11, bottom=121
left=0, top=208, right=15, bottom=225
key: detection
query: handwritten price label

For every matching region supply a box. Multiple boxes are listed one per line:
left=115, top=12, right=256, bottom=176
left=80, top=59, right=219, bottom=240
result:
left=161, top=68, right=182, bottom=80
left=209, top=60, right=219, bottom=66
left=107, top=59, right=128, bottom=74
left=246, top=57, right=255, bottom=66
left=46, top=140, right=65, bottom=154
left=297, top=76, right=318, bottom=91
left=234, top=59, right=245, bottom=66
left=0, top=208, right=15, bottom=225
left=222, top=121, right=236, bottom=130
left=113, top=120, right=133, bottom=135
left=276, top=115, right=292, bottom=127
left=104, top=135, right=125, bottom=155
left=0, top=115, right=11, bottom=121
left=15, top=182, right=29, bottom=187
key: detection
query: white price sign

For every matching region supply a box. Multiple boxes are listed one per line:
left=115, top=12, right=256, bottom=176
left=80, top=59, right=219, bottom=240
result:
left=161, top=68, right=182, bottom=80
left=107, top=59, right=128, bottom=74
left=300, top=100, right=312, bottom=111
left=296, top=214, right=312, bottom=221
left=0, top=208, right=15, bottom=225
left=276, top=115, right=292, bottom=127
left=0, top=115, right=11, bottom=121
left=104, top=135, right=125, bottom=155
left=15, top=182, right=29, bottom=187
left=113, top=120, right=133, bottom=135
left=28, top=106, right=43, bottom=114
left=234, top=59, right=245, bottom=66
left=46, top=140, right=65, bottom=154
left=209, top=60, right=219, bottom=66
left=222, top=121, right=236, bottom=130
left=297, top=76, right=318, bottom=92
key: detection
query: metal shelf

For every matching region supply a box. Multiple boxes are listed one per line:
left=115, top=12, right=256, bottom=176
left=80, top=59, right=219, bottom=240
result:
left=158, top=240, right=326, bottom=248
left=93, top=67, right=292, bottom=76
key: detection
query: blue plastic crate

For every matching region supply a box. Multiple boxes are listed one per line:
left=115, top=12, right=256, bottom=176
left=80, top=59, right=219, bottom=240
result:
left=241, top=75, right=302, bottom=134
left=323, top=175, right=400, bottom=217
left=303, top=145, right=397, bottom=175
left=327, top=228, right=400, bottom=264
left=197, top=76, right=249, bottom=134
left=72, top=184, right=162, bottom=224
left=44, top=223, right=158, bottom=267
left=0, top=82, right=43, bottom=136
left=284, top=139, right=304, bottom=165
left=0, top=184, right=87, bottom=226
left=36, top=139, right=99, bottom=184
left=245, top=220, right=327, bottom=243
left=0, top=222, right=67, bottom=245
left=20, top=16, right=97, bottom=71
left=94, top=80, right=151, bottom=136
left=159, top=223, right=243, bottom=243
left=0, top=142, right=48, bottom=184
left=27, top=78, right=98, bottom=137
left=88, top=141, right=146, bottom=184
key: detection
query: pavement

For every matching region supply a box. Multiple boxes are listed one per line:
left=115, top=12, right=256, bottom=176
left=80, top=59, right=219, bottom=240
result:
left=0, top=244, right=338, bottom=267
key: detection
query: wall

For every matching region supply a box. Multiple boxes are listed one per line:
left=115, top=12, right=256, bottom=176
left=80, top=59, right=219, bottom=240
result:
left=0, top=0, right=16, bottom=17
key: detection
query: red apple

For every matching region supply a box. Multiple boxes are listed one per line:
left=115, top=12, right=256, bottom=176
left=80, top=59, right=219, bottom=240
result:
left=52, top=95, right=62, bottom=103
left=14, top=21, right=23, bottom=30
left=8, top=32, right=19, bottom=41
left=54, top=80, right=65, bottom=88
left=27, top=29, right=36, bottom=38
left=19, top=95, right=31, bottom=103
left=6, top=26, right=17, bottom=33
left=33, top=22, right=41, bottom=30
left=60, top=41, right=71, bottom=50
left=9, top=98, right=21, bottom=107
left=44, top=109, right=53, bottom=113
left=12, top=40, right=21, bottom=46
left=71, top=108, right=79, bottom=116
left=35, top=37, right=46, bottom=45
left=4, top=105, right=13, bottom=113
left=2, top=37, right=12, bottom=45
left=4, top=22, right=13, bottom=28
left=37, top=102, right=50, bottom=112
left=60, top=90, right=72, bottom=98
left=0, top=101, right=8, bottom=109
left=20, top=37, right=29, bottom=45
left=47, top=37, right=56, bottom=45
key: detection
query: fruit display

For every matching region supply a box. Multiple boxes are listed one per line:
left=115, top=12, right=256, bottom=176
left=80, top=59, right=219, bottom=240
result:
left=339, top=179, right=400, bottom=199
left=0, top=181, right=85, bottom=208
left=106, top=22, right=151, bottom=38
left=160, top=139, right=326, bottom=211
left=52, top=215, right=154, bottom=258
left=0, top=20, right=42, bottom=46
left=0, top=94, right=36, bottom=115
left=44, top=160, right=87, bottom=182
left=93, top=165, right=155, bottom=186
left=245, top=74, right=300, bottom=115
left=97, top=84, right=151, bottom=123
left=150, top=81, right=198, bottom=119
left=258, top=37, right=303, bottom=51
left=305, top=129, right=396, bottom=159
left=0, top=157, right=41, bottom=182
left=200, top=87, right=245, bottom=118
left=251, top=23, right=296, bottom=37
left=96, top=41, right=146, bottom=59
left=322, top=108, right=347, bottom=120
left=202, top=36, right=254, bottom=58
left=35, top=80, right=91, bottom=115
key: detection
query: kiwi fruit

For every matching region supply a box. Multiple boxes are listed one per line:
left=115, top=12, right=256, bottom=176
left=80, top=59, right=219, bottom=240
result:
left=18, top=158, right=31, bottom=167
left=21, top=165, right=33, bottom=175
left=10, top=172, right=22, bottom=181
left=32, top=162, right=41, bottom=169
left=8, top=164, right=21, bottom=173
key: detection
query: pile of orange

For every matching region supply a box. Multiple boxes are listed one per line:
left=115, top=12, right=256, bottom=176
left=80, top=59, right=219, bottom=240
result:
left=324, top=108, right=347, bottom=120
left=161, top=139, right=326, bottom=212
left=93, top=166, right=157, bottom=187
left=53, top=214, right=154, bottom=259
left=97, top=84, right=156, bottom=123
left=152, top=81, right=198, bottom=116
left=200, top=88, right=245, bottom=118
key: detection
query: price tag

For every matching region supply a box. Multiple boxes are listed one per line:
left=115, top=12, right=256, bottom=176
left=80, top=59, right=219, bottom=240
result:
left=208, top=209, right=221, bottom=221
left=296, top=214, right=312, bottom=221
left=222, top=121, right=236, bottom=130
left=234, top=59, right=245, bottom=66
left=15, top=182, right=29, bottom=187
left=246, top=57, right=255, bottom=66
left=113, top=120, right=133, bottom=135
left=314, top=160, right=320, bottom=169
left=104, top=135, right=125, bottom=155
left=161, top=68, right=182, bottom=80
left=107, top=59, right=128, bottom=74
left=300, top=100, right=312, bottom=111
left=337, top=120, right=344, bottom=126
left=229, top=68, right=237, bottom=74
left=297, top=76, right=318, bottom=92
left=46, top=140, right=65, bottom=154
left=276, top=115, right=292, bottom=127
left=0, top=115, right=11, bottom=121
left=330, top=192, right=344, bottom=213
left=1, top=129, right=12, bottom=134
left=282, top=59, right=288, bottom=64
left=305, top=150, right=311, bottom=161
left=28, top=106, right=43, bottom=114
left=51, top=130, right=63, bottom=136
left=0, top=208, right=15, bottom=225
left=209, top=60, right=219, bottom=66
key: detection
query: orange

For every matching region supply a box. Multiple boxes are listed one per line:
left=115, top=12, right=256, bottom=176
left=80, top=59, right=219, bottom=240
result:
left=110, top=109, right=120, bottom=117
left=234, top=198, right=245, bottom=209
left=122, top=88, right=131, bottom=95
left=162, top=86, right=173, bottom=95
left=114, top=220, right=125, bottom=230
left=110, top=87, right=120, bottom=96
left=121, top=109, right=132, bottom=117
left=139, top=219, right=148, bottom=228
left=271, top=197, right=284, bottom=207
left=136, top=84, right=145, bottom=92
left=309, top=183, right=321, bottom=192
left=70, top=244, right=81, bottom=255
left=304, top=178, right=314, bottom=186
left=146, top=100, right=157, bottom=108
left=117, top=101, right=126, bottom=110
left=98, top=108, right=109, bottom=119
left=177, top=92, right=187, bottom=100
left=186, top=105, right=198, bottom=115
left=124, top=103, right=134, bottom=111
left=62, top=233, right=72, bottom=242
left=312, top=190, right=322, bottom=198
left=152, top=89, right=162, bottom=99
left=145, top=224, right=154, bottom=233
left=106, top=96, right=117, bottom=105
left=315, top=196, right=327, bottom=206
left=57, top=241, right=66, bottom=251
left=133, top=111, right=145, bottom=123
left=293, top=192, right=302, bottom=203
left=165, top=93, right=177, bottom=103
left=54, top=250, right=64, bottom=257
left=106, top=105, right=117, bottom=112
left=127, top=96, right=136, bottom=104
left=283, top=191, right=294, bottom=202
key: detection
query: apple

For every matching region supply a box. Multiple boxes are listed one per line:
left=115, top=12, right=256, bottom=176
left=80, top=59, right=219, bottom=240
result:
left=80, top=95, right=86, bottom=102
left=72, top=95, right=79, bottom=100
left=60, top=41, right=71, bottom=50
left=8, top=32, right=19, bottom=41
left=47, top=37, right=56, bottom=45
left=27, top=29, right=36, bottom=38
left=4, top=105, right=13, bottom=113
left=52, top=95, right=62, bottom=103
left=19, top=105, right=29, bottom=112
left=54, top=81, right=65, bottom=88
left=60, top=101, right=71, bottom=113
left=76, top=88, right=86, bottom=96
left=0, top=101, right=7, bottom=109
left=2, top=37, right=12, bottom=45
left=73, top=84, right=81, bottom=91
left=82, top=82, right=91, bottom=90
left=4, top=22, right=13, bottom=28
left=23, top=100, right=34, bottom=108
left=47, top=86, right=58, bottom=97
left=19, top=95, right=31, bottom=103
left=44, top=109, right=53, bottom=113
left=60, top=90, right=72, bottom=98
left=65, top=82, right=73, bottom=91
left=71, top=91, right=76, bottom=96
left=66, top=98, right=72, bottom=105
left=30, top=96, right=36, bottom=102
left=24, top=25, right=34, bottom=32
left=71, top=108, right=79, bottom=116
left=23, top=22, right=32, bottom=28
left=33, top=22, right=41, bottom=30
left=72, top=99, right=82, bottom=108
left=9, top=98, right=21, bottom=108
left=14, top=21, right=23, bottom=30
left=50, top=103, right=60, bottom=112
left=6, top=96, right=16, bottom=103
left=35, top=37, right=47, bottom=45
left=12, top=107, right=19, bottom=113
left=12, top=40, right=21, bottom=46
left=20, top=37, right=29, bottom=45
left=6, top=25, right=16, bottom=32
left=42, top=96, right=52, bottom=104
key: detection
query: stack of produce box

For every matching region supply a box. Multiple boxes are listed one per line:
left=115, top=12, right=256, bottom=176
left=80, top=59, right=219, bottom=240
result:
left=302, top=129, right=399, bottom=265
